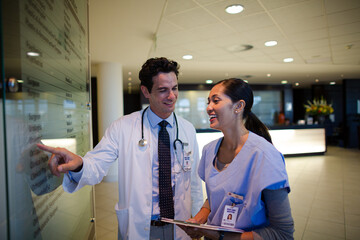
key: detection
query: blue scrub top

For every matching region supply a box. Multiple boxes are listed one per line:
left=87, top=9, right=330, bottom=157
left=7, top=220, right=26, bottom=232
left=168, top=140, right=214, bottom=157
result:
left=198, top=131, right=290, bottom=231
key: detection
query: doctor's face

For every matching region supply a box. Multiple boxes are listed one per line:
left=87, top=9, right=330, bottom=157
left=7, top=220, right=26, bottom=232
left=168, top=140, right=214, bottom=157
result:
left=141, top=72, right=178, bottom=119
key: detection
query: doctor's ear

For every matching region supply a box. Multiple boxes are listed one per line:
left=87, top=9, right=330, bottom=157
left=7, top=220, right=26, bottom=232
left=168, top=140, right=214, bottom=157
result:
left=141, top=85, right=150, bottom=98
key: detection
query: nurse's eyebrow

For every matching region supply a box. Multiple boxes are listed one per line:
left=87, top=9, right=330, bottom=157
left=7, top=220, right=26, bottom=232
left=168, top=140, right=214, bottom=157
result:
left=209, top=94, right=220, bottom=99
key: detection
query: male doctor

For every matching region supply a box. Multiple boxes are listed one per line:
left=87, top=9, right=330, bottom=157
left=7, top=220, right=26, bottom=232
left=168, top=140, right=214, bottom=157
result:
left=38, top=57, right=203, bottom=239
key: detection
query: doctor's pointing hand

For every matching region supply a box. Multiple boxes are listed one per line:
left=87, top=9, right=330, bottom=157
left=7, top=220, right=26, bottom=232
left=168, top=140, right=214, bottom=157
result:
left=37, top=143, right=83, bottom=177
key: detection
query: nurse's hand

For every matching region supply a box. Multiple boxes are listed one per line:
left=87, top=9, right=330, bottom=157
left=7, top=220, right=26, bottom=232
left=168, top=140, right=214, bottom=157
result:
left=192, top=206, right=211, bottom=224
left=37, top=143, right=83, bottom=177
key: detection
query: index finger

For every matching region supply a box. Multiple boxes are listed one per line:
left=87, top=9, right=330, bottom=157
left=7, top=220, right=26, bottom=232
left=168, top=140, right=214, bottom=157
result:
left=37, top=143, right=61, bottom=154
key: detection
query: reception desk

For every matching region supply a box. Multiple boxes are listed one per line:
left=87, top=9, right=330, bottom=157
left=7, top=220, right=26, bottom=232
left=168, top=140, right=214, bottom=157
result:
left=196, top=125, right=326, bottom=157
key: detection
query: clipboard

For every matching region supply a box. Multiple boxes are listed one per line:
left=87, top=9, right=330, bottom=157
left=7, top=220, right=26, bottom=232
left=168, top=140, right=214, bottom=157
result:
left=161, top=218, right=244, bottom=233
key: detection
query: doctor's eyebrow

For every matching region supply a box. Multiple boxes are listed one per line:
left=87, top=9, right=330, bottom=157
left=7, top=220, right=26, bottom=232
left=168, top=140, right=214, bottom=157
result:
left=157, top=85, right=178, bottom=91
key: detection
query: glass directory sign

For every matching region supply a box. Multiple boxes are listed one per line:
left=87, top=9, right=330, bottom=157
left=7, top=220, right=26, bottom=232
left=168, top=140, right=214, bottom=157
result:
left=0, top=82, right=7, bottom=240
left=1, top=0, right=94, bottom=239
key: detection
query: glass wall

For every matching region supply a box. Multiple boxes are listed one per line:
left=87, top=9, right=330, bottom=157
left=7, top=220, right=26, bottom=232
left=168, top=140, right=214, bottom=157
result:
left=252, top=90, right=281, bottom=126
left=1, top=0, right=94, bottom=239
left=1, top=79, right=8, bottom=240
left=175, top=90, right=210, bottom=129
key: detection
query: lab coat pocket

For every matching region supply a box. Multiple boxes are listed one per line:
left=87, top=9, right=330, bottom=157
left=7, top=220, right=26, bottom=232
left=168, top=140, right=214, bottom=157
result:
left=115, top=206, right=129, bottom=239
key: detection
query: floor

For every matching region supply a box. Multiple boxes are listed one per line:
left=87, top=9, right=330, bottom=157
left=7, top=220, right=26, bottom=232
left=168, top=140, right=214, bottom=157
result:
left=94, top=146, right=360, bottom=240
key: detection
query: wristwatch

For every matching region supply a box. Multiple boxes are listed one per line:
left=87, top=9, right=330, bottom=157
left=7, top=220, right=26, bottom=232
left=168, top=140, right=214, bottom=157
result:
left=218, top=231, right=225, bottom=240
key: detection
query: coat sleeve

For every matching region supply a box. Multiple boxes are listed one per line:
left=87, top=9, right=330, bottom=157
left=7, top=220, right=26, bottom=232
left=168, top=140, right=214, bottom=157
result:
left=190, top=129, right=204, bottom=216
left=63, top=119, right=121, bottom=193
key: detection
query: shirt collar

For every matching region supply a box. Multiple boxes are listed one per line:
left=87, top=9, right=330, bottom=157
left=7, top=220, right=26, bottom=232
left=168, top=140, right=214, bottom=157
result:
left=147, top=107, right=175, bottom=129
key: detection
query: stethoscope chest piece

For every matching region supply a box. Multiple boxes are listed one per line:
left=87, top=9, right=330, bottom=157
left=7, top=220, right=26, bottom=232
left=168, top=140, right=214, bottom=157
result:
left=138, top=138, right=147, bottom=147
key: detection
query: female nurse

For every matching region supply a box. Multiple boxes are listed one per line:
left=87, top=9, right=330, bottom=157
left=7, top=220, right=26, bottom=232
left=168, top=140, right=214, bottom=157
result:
left=183, top=79, right=294, bottom=240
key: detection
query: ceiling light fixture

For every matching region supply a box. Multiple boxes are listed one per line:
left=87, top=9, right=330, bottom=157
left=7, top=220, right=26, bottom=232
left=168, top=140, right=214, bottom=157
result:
left=267, top=73, right=271, bottom=77
left=243, top=80, right=248, bottom=83
left=315, top=79, right=319, bottom=82
left=283, top=58, right=294, bottom=63
left=330, top=81, right=336, bottom=85
left=265, top=41, right=277, bottom=47
left=281, top=80, right=288, bottom=84
left=295, top=82, right=299, bottom=86
left=205, top=80, right=213, bottom=84
left=225, top=4, right=244, bottom=14
left=182, top=55, right=193, bottom=60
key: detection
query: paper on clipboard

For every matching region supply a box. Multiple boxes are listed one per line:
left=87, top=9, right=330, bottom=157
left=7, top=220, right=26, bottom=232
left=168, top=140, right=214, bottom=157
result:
left=161, top=218, right=244, bottom=233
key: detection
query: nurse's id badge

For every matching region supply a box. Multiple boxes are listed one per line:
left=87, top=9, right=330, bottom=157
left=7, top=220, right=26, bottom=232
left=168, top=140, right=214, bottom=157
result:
left=221, top=205, right=238, bottom=228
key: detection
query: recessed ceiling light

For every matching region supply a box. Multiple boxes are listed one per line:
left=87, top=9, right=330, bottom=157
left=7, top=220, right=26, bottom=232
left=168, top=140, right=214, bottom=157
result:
left=281, top=80, right=288, bottom=84
left=17, top=79, right=24, bottom=83
left=27, top=52, right=40, bottom=57
left=330, top=81, right=336, bottom=85
left=315, top=79, right=319, bottom=82
left=267, top=73, right=271, bottom=77
left=225, top=4, right=244, bottom=14
left=205, top=80, right=213, bottom=84
left=265, top=41, right=277, bottom=47
left=182, top=55, right=193, bottom=60
left=295, top=82, right=299, bottom=86
left=283, top=58, right=294, bottom=63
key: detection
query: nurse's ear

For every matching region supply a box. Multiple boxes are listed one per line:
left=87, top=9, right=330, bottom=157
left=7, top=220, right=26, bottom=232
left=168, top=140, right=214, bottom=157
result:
left=141, top=85, right=151, bottom=99
left=234, top=100, right=245, bottom=114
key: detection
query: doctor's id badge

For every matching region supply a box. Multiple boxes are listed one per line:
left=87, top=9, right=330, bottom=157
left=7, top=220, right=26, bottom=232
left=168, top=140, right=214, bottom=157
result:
left=183, top=145, right=192, bottom=171
left=183, top=155, right=191, bottom=171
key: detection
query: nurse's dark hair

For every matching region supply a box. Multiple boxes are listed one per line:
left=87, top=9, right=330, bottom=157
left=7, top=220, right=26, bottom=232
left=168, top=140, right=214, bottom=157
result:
left=215, top=78, right=272, bottom=143
left=139, top=57, right=179, bottom=93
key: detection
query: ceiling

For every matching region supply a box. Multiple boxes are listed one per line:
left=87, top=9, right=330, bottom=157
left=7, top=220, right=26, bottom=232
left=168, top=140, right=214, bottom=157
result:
left=89, top=0, right=360, bottom=91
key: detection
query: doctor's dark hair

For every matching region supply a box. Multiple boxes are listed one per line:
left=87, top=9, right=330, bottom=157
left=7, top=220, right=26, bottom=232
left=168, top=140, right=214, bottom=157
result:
left=139, top=57, right=179, bottom=93
left=216, top=78, right=272, bottom=143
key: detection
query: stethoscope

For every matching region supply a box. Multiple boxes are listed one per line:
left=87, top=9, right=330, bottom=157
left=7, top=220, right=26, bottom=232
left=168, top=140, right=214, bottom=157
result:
left=139, top=107, right=190, bottom=172
left=139, top=107, right=183, bottom=150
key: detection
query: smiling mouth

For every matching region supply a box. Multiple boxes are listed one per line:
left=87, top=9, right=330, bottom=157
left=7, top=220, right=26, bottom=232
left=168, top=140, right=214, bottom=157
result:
left=163, top=102, right=174, bottom=106
left=209, top=114, right=217, bottom=121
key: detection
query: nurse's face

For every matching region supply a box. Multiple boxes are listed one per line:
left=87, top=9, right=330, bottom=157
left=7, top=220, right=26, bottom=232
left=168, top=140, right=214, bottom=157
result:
left=207, top=84, right=237, bottom=131
left=141, top=72, right=178, bottom=119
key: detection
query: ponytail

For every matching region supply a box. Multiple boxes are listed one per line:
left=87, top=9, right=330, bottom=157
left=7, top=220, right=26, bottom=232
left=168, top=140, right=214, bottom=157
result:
left=245, top=112, right=272, bottom=144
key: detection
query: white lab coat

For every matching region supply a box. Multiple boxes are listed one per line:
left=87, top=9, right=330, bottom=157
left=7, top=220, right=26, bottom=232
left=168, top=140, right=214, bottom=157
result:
left=63, top=109, right=203, bottom=239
